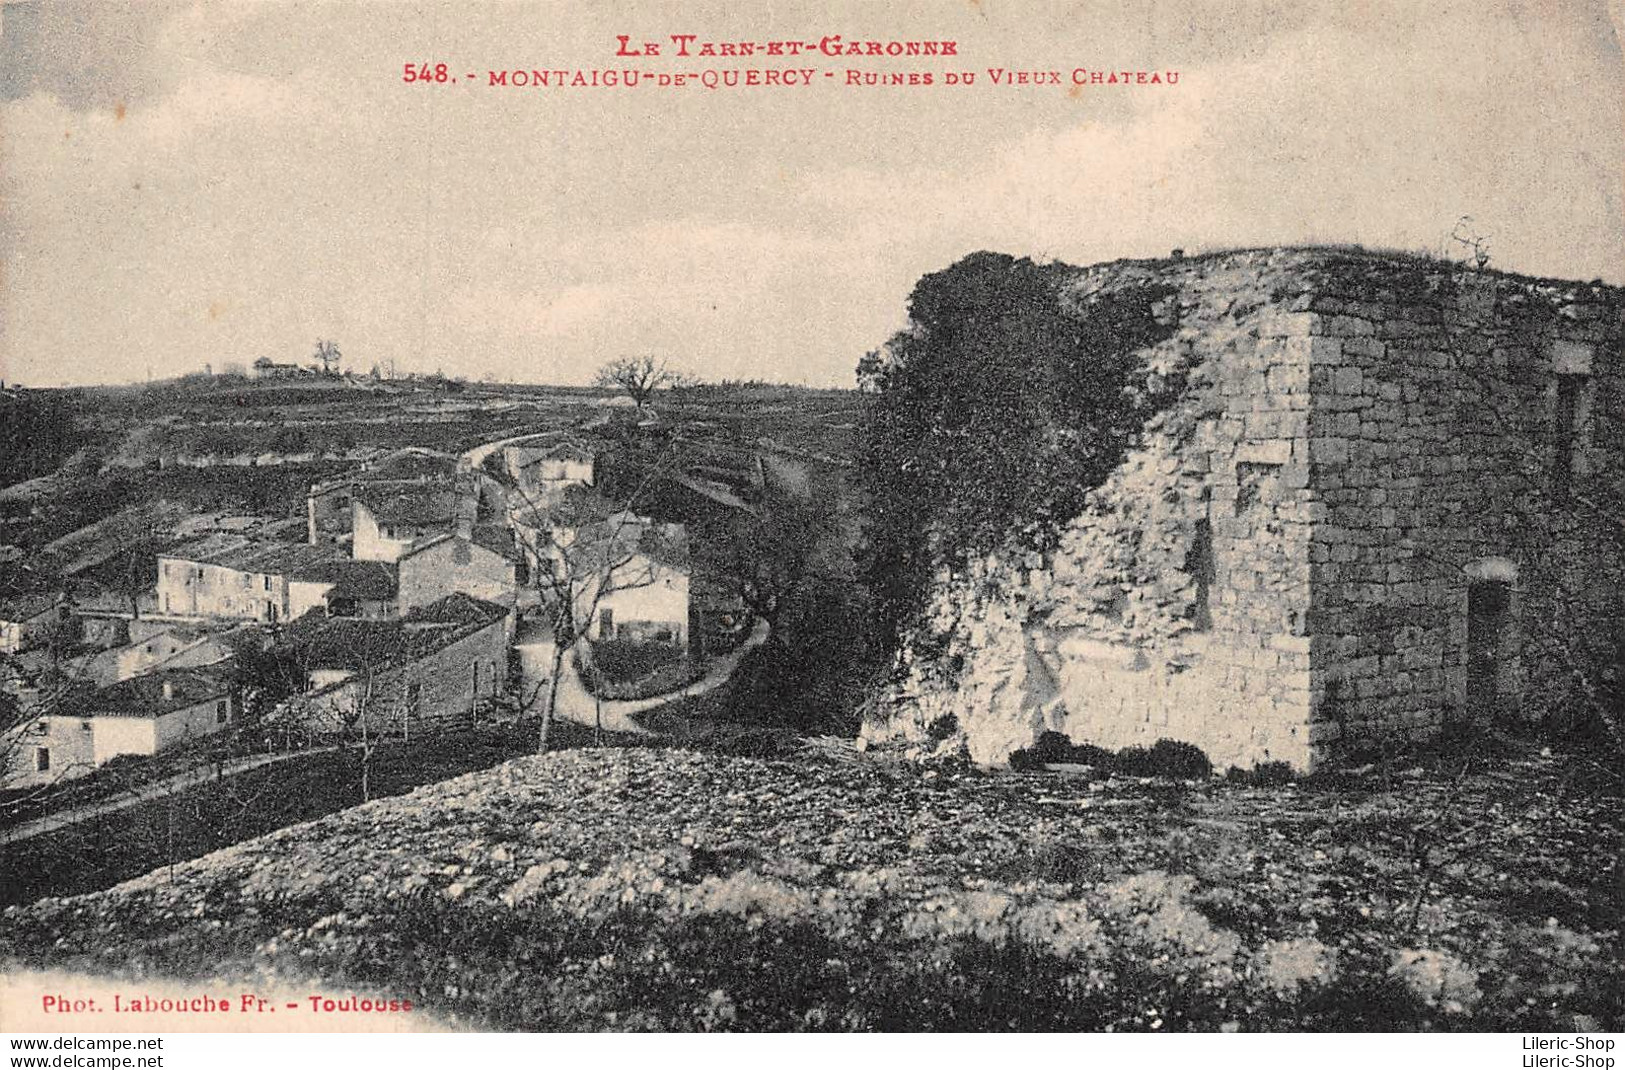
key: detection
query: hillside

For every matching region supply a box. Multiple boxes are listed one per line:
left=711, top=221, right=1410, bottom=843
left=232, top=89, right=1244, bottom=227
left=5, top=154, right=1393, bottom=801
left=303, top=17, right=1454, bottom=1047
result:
left=2, top=743, right=1618, bottom=1032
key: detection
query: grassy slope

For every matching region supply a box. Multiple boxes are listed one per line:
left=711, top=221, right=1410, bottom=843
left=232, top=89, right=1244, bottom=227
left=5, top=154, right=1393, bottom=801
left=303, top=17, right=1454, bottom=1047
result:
left=1, top=744, right=1617, bottom=1032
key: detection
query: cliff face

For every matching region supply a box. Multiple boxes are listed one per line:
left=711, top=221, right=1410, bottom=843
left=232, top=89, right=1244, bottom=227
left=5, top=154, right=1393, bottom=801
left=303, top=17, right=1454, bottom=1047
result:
left=864, top=248, right=1624, bottom=772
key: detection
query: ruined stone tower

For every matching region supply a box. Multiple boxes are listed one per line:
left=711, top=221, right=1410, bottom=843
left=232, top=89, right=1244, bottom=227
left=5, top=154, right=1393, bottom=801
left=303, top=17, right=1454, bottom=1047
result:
left=870, top=248, right=1623, bottom=771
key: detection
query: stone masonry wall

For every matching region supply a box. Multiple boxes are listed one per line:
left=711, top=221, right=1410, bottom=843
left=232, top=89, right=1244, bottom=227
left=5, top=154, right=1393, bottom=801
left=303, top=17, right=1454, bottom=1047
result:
left=1291, top=262, right=1624, bottom=759
left=870, top=249, right=1624, bottom=772
left=301, top=615, right=510, bottom=736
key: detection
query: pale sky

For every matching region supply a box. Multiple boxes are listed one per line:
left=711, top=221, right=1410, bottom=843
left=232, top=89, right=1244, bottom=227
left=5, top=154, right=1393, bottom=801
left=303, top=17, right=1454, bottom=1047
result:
left=2, top=0, right=1622, bottom=388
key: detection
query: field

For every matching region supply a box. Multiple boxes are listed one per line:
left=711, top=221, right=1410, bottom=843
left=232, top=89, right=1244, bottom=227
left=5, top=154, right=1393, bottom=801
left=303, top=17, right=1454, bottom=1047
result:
left=1, top=377, right=859, bottom=553
left=2, top=738, right=1617, bottom=1032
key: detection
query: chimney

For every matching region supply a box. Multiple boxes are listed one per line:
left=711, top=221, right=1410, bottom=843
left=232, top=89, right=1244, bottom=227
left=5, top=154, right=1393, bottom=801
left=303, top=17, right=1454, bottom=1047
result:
left=162, top=679, right=174, bottom=701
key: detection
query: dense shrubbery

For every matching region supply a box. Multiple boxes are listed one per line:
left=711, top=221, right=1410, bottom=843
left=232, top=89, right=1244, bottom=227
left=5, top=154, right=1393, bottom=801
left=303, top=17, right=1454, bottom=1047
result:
left=1009, top=732, right=1215, bottom=780
left=720, top=572, right=876, bottom=736
left=578, top=641, right=699, bottom=700
left=587, top=639, right=687, bottom=682
left=856, top=252, right=1180, bottom=652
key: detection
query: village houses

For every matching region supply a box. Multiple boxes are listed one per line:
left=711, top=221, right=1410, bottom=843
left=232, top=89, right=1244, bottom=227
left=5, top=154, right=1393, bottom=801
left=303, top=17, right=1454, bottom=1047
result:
left=2, top=421, right=718, bottom=794
left=547, top=509, right=692, bottom=649
left=306, top=447, right=465, bottom=547
left=155, top=535, right=346, bottom=623
left=503, top=440, right=595, bottom=497
left=4, top=668, right=235, bottom=789
left=251, top=356, right=308, bottom=379
left=71, top=624, right=241, bottom=687
left=275, top=592, right=509, bottom=738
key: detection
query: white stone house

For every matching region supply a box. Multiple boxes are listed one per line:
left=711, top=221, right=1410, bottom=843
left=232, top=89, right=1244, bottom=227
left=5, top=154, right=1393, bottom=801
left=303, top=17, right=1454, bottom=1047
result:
left=395, top=528, right=518, bottom=621
left=2, top=668, right=235, bottom=788
left=588, top=549, right=690, bottom=646
left=283, top=527, right=517, bottom=630
left=305, top=447, right=461, bottom=545
left=72, top=626, right=238, bottom=687
left=568, top=516, right=691, bottom=647
left=504, top=441, right=594, bottom=495
left=287, top=559, right=401, bottom=620
left=351, top=489, right=462, bottom=562
left=251, top=356, right=305, bottom=379
left=156, top=535, right=345, bottom=623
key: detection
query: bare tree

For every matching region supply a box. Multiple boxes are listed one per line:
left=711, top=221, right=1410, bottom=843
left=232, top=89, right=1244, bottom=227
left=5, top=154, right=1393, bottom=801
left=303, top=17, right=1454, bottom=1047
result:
left=313, top=339, right=343, bottom=376
left=1450, top=216, right=1492, bottom=271
left=692, top=493, right=827, bottom=645
left=593, top=355, right=692, bottom=412
left=0, top=643, right=103, bottom=812
left=507, top=448, right=678, bottom=752
left=0, top=690, right=53, bottom=812
left=258, top=618, right=414, bottom=803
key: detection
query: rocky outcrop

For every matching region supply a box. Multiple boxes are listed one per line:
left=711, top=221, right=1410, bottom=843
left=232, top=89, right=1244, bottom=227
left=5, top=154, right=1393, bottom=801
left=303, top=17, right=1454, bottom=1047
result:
left=2, top=746, right=1616, bottom=1031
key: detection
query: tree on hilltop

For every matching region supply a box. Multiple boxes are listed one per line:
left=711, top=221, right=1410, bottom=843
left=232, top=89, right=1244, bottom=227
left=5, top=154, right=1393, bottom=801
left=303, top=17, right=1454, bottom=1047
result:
left=594, top=355, right=692, bottom=412
left=313, top=339, right=342, bottom=376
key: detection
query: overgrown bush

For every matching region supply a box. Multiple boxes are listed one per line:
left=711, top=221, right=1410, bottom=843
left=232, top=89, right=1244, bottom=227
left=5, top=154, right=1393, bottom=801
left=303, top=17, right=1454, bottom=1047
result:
left=1117, top=740, right=1213, bottom=780
left=587, top=639, right=686, bottom=682
left=1009, top=732, right=1213, bottom=780
left=1226, top=761, right=1297, bottom=786
left=856, top=252, right=1181, bottom=655
left=578, top=640, right=698, bottom=700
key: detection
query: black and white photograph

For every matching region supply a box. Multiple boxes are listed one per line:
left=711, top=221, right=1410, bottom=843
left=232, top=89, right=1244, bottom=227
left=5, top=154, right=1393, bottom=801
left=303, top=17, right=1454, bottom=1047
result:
left=0, top=0, right=1620, bottom=1058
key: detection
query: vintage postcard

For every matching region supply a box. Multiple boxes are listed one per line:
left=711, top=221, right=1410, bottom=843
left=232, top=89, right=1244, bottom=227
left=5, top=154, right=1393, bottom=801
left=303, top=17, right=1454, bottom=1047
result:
left=0, top=0, right=1620, bottom=1058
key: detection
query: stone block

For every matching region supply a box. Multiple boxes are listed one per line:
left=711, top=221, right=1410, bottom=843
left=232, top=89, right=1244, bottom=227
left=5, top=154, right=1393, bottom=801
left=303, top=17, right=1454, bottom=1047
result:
left=1284, top=335, right=1345, bottom=364
left=1259, top=311, right=1323, bottom=338
left=1308, top=437, right=1349, bottom=464
left=1341, top=336, right=1386, bottom=359
left=1550, top=338, right=1594, bottom=374
left=1322, top=314, right=1377, bottom=337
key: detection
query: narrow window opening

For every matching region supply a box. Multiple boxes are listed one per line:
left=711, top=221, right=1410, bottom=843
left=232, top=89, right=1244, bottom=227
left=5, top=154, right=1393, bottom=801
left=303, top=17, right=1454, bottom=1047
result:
left=1186, top=517, right=1215, bottom=632
left=1553, top=373, right=1587, bottom=498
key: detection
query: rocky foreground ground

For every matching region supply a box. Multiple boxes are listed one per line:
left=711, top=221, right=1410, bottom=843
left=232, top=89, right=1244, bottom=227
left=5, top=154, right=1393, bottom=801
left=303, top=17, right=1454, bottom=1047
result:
left=2, top=744, right=1619, bottom=1032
